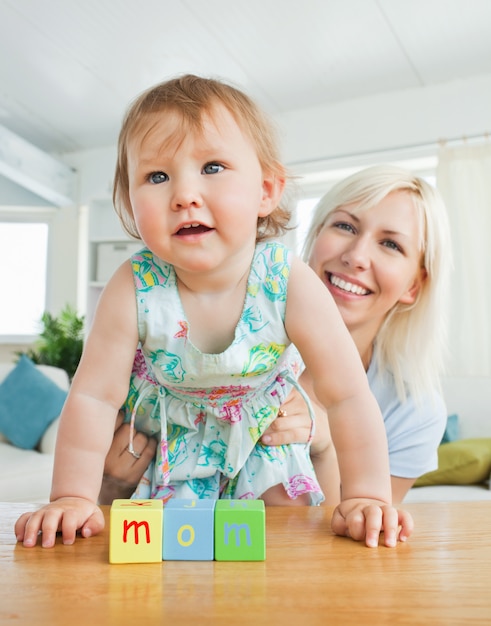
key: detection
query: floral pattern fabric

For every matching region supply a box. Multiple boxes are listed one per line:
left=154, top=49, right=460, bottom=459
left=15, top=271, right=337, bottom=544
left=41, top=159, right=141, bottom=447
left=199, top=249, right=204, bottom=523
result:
left=123, top=241, right=323, bottom=505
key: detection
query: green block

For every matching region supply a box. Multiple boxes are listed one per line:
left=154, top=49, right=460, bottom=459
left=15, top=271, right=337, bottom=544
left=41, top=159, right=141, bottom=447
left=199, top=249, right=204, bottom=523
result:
left=214, top=500, right=265, bottom=561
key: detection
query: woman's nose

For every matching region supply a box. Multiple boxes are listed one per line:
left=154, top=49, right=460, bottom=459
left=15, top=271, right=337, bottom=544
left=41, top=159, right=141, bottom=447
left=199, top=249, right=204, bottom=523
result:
left=340, top=237, right=371, bottom=269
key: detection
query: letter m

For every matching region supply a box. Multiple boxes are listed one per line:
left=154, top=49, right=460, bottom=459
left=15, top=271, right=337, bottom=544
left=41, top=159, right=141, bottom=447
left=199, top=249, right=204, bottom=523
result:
left=123, top=519, right=151, bottom=544
left=223, top=523, right=251, bottom=547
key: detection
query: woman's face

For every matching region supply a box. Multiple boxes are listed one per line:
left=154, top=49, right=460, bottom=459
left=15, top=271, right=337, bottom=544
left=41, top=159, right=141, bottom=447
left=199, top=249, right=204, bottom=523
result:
left=308, top=190, right=426, bottom=339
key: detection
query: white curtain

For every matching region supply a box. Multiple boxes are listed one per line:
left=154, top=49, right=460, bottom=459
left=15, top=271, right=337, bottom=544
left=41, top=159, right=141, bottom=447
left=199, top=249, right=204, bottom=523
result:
left=436, top=142, right=491, bottom=376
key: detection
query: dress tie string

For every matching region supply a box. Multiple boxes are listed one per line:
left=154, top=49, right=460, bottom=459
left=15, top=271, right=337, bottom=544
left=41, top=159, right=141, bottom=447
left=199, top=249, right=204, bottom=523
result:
left=128, top=384, right=170, bottom=488
left=280, top=370, right=316, bottom=446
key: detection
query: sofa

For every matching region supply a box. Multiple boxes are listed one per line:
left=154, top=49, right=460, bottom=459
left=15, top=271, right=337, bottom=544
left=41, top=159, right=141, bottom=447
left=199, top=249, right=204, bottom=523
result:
left=405, top=376, right=491, bottom=503
left=1, top=360, right=491, bottom=504
left=0, top=360, right=69, bottom=503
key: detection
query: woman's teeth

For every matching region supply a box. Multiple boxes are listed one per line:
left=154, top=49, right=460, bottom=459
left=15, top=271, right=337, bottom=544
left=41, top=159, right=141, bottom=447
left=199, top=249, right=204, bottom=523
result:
left=329, top=274, right=370, bottom=295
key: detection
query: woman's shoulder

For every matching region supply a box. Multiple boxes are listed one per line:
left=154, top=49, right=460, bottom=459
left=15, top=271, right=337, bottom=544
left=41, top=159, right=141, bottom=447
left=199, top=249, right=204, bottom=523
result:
left=367, top=353, right=447, bottom=477
left=367, top=354, right=446, bottom=427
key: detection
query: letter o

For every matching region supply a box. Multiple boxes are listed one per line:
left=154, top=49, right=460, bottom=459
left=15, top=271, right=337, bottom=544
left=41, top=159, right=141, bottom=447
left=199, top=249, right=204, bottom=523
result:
left=177, top=524, right=195, bottom=547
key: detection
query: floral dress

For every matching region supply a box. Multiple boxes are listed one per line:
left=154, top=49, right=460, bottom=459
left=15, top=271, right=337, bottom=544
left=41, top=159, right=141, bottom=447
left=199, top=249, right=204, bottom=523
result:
left=122, top=241, right=323, bottom=505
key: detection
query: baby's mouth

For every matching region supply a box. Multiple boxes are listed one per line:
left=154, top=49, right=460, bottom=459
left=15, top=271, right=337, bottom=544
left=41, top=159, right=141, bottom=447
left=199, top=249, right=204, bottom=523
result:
left=175, top=223, right=213, bottom=236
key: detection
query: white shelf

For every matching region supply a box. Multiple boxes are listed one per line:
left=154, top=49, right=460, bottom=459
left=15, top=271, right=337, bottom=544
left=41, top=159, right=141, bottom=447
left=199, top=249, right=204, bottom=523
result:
left=86, top=198, right=141, bottom=328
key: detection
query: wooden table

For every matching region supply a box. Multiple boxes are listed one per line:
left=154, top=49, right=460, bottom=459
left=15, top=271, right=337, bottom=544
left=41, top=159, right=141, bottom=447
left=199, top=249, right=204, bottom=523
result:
left=1, top=501, right=490, bottom=625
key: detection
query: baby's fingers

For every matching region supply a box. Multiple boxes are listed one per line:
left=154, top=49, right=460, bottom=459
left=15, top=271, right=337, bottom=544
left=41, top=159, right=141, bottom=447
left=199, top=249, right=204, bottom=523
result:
left=332, top=501, right=414, bottom=548
left=362, top=505, right=414, bottom=548
left=331, top=505, right=376, bottom=543
left=15, top=500, right=101, bottom=548
left=395, top=509, right=414, bottom=543
left=15, top=509, right=60, bottom=548
left=378, top=507, right=414, bottom=547
left=80, top=507, right=106, bottom=539
left=360, top=505, right=385, bottom=547
left=14, top=511, right=36, bottom=543
left=377, top=506, right=400, bottom=547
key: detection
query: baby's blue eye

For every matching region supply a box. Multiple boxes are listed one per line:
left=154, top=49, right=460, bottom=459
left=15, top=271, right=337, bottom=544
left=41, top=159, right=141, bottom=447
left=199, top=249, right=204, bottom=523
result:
left=149, top=171, right=168, bottom=184
left=203, top=163, right=224, bottom=175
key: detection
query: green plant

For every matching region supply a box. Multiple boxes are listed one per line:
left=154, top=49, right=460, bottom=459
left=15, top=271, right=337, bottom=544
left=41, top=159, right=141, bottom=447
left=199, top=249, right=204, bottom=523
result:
left=18, top=305, right=85, bottom=380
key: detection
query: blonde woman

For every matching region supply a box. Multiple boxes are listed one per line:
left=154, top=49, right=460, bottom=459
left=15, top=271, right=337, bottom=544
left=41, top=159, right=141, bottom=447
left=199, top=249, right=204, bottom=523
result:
left=263, top=164, right=451, bottom=505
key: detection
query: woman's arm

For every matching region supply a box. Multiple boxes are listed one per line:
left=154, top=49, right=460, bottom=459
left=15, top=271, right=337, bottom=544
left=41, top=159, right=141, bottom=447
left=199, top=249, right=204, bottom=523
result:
left=391, top=477, right=416, bottom=503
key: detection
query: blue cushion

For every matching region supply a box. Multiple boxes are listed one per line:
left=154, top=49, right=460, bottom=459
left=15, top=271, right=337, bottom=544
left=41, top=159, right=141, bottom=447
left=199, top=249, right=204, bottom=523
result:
left=0, top=355, right=67, bottom=449
left=441, top=413, right=460, bottom=444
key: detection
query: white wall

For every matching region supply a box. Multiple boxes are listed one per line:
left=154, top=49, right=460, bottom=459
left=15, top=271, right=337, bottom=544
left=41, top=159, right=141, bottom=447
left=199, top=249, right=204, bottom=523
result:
left=277, top=73, right=491, bottom=167
left=62, top=146, right=117, bottom=205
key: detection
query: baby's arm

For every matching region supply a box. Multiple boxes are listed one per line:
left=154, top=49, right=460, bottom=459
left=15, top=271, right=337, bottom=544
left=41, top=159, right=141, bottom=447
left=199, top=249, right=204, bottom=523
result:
left=15, top=261, right=139, bottom=547
left=285, top=258, right=413, bottom=546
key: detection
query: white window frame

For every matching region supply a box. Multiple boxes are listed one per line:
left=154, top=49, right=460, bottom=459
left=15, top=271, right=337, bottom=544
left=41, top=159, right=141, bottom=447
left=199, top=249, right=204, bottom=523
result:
left=0, top=206, right=56, bottom=344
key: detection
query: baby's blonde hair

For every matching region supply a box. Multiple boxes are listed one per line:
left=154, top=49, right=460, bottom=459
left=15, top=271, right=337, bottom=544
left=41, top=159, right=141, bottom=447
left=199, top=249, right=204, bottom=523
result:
left=303, top=164, right=452, bottom=401
left=113, top=74, right=290, bottom=241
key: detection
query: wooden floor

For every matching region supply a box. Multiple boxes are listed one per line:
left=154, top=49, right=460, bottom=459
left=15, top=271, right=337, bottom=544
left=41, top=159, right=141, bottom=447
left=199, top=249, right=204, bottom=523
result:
left=1, top=501, right=491, bottom=625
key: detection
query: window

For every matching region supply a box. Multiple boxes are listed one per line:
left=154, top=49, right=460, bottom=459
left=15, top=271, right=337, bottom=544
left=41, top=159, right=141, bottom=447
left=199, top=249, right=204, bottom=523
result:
left=294, top=196, right=320, bottom=255
left=0, top=221, right=49, bottom=338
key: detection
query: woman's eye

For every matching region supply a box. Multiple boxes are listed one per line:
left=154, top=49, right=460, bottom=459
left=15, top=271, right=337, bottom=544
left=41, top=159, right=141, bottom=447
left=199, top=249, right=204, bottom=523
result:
left=382, top=239, right=403, bottom=253
left=203, top=162, right=224, bottom=175
left=333, top=221, right=355, bottom=234
left=148, top=171, right=168, bottom=184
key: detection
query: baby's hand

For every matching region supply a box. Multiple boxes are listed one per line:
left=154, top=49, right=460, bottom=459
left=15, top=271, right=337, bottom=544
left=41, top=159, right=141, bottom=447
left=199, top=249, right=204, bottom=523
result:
left=331, top=499, right=414, bottom=548
left=15, top=497, right=105, bottom=548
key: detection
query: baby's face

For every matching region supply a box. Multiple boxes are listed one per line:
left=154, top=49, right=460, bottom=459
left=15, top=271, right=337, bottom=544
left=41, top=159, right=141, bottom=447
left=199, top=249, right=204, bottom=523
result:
left=125, top=104, right=278, bottom=277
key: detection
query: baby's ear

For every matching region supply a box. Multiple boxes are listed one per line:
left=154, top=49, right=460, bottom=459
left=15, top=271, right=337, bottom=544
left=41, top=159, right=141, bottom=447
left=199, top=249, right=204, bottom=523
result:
left=258, top=172, right=286, bottom=217
left=399, top=268, right=427, bottom=305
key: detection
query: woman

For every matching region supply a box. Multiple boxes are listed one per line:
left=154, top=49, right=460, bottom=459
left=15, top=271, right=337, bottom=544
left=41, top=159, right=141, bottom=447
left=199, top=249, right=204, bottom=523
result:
left=100, top=164, right=451, bottom=505
left=265, top=164, right=451, bottom=503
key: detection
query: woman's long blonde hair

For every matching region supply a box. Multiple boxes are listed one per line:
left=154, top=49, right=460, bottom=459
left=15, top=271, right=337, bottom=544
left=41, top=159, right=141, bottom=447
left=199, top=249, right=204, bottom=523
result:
left=303, top=164, right=452, bottom=401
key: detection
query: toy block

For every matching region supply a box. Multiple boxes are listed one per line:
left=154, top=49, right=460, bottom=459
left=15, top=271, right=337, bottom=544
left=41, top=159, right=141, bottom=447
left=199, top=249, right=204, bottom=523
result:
left=109, top=499, right=163, bottom=564
left=163, top=498, right=216, bottom=561
left=214, top=499, right=266, bottom=561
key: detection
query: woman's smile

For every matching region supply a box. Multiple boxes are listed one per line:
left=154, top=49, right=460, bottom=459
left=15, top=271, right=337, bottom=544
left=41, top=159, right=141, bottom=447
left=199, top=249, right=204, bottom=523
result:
left=327, top=272, right=372, bottom=297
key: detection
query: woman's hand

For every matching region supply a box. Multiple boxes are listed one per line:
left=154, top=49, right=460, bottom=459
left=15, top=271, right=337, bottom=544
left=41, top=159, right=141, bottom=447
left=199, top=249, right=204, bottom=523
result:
left=98, top=411, right=157, bottom=504
left=260, top=381, right=331, bottom=458
left=331, top=499, right=414, bottom=547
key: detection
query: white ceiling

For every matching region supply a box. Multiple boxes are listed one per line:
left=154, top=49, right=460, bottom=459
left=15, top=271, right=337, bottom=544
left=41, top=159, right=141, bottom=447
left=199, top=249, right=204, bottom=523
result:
left=1, top=0, right=491, bottom=156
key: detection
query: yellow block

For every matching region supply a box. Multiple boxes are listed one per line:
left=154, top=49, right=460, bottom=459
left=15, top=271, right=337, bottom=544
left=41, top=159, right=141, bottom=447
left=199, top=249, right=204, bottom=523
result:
left=109, top=499, right=163, bottom=564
